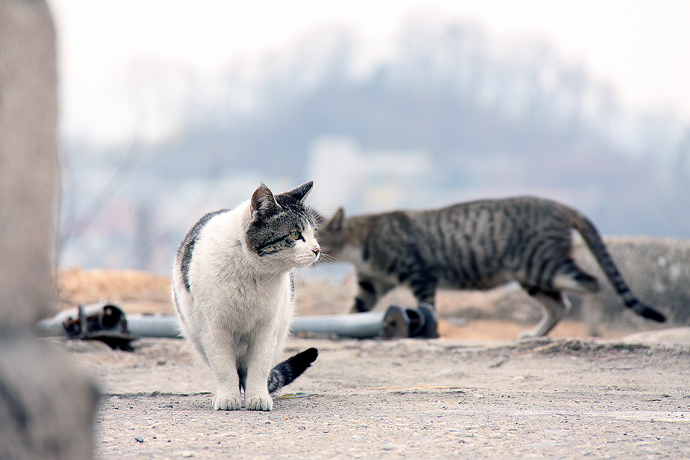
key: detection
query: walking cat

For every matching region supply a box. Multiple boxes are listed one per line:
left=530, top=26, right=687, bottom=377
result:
left=172, top=181, right=321, bottom=411
left=317, top=196, right=665, bottom=337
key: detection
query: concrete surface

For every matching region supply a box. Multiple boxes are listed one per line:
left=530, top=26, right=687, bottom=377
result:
left=56, top=329, right=690, bottom=459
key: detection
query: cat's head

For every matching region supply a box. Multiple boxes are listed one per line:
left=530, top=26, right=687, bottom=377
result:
left=246, top=181, right=320, bottom=270
left=316, top=208, right=346, bottom=256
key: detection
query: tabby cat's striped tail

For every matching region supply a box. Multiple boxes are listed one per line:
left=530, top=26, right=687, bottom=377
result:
left=570, top=211, right=665, bottom=323
left=268, top=348, right=319, bottom=394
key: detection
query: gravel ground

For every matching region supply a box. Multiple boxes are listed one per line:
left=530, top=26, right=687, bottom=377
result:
left=53, top=328, right=690, bottom=460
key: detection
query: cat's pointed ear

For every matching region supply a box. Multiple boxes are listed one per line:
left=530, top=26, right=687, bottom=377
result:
left=325, top=208, right=345, bottom=232
left=282, top=181, right=313, bottom=204
left=251, top=184, right=280, bottom=220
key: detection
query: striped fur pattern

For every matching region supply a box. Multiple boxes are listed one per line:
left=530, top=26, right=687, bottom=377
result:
left=172, top=182, right=321, bottom=410
left=318, top=196, right=665, bottom=337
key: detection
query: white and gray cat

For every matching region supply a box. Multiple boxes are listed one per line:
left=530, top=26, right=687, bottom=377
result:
left=172, top=181, right=321, bottom=411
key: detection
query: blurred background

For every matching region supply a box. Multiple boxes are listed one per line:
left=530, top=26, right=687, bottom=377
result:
left=48, top=0, right=690, bottom=275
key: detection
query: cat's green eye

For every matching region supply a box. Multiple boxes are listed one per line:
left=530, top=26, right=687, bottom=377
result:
left=290, top=231, right=301, bottom=241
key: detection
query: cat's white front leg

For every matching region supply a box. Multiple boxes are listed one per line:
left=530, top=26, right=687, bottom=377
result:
left=244, top=333, right=276, bottom=411
left=202, top=328, right=242, bottom=411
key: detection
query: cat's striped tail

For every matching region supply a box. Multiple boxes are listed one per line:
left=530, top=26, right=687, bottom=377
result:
left=570, top=210, right=666, bottom=323
left=268, top=348, right=319, bottom=394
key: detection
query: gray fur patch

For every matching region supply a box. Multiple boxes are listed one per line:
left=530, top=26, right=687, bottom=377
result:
left=177, top=209, right=228, bottom=291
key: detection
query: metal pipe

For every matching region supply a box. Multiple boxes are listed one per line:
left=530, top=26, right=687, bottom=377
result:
left=35, top=303, right=438, bottom=343
left=126, top=314, right=181, bottom=338
left=290, top=311, right=386, bottom=338
left=290, top=304, right=438, bottom=339
left=35, top=303, right=182, bottom=339
left=35, top=302, right=126, bottom=337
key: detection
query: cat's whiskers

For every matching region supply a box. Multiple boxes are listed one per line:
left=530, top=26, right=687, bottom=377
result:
left=315, top=261, right=346, bottom=297
left=317, top=253, right=340, bottom=263
left=302, top=251, right=344, bottom=298
left=263, top=259, right=292, bottom=283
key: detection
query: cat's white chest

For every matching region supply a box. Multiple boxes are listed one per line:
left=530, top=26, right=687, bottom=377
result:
left=217, top=272, right=293, bottom=325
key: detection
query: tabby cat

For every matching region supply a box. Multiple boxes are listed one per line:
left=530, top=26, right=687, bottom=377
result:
left=317, top=196, right=665, bottom=337
left=172, top=181, right=320, bottom=410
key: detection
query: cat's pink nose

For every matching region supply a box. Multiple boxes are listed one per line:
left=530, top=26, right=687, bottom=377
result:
left=312, top=247, right=320, bottom=255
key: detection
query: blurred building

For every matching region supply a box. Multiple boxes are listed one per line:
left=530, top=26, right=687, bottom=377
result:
left=308, top=136, right=433, bottom=214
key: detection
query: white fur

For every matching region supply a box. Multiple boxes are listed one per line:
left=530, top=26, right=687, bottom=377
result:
left=172, top=200, right=320, bottom=411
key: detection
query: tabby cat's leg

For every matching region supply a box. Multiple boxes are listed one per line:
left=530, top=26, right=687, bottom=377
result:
left=352, top=278, right=378, bottom=312
left=351, top=278, right=395, bottom=313
left=520, top=288, right=570, bottom=338
left=409, top=275, right=437, bottom=308
left=581, top=292, right=601, bottom=337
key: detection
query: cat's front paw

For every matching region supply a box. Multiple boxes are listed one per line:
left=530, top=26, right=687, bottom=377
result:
left=213, top=391, right=242, bottom=411
left=245, top=393, right=273, bottom=411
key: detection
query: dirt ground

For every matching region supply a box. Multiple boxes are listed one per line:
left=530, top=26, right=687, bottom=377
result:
left=52, top=269, right=690, bottom=459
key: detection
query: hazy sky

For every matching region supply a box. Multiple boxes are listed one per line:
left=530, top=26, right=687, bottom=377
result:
left=47, top=0, right=690, bottom=145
